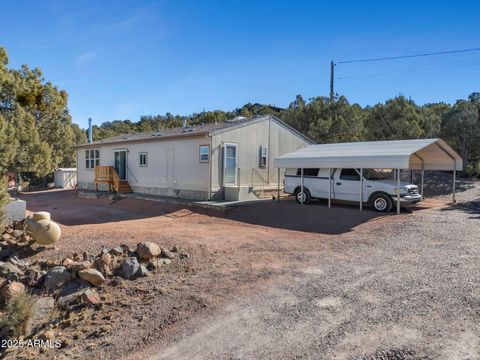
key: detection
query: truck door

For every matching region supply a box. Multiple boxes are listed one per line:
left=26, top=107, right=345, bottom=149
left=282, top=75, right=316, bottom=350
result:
left=334, top=168, right=362, bottom=201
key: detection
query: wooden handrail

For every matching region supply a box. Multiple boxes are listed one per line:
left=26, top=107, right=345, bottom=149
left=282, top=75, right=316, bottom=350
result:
left=94, top=166, right=121, bottom=194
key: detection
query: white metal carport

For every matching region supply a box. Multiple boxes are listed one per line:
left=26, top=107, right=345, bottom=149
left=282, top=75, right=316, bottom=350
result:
left=273, top=138, right=463, bottom=214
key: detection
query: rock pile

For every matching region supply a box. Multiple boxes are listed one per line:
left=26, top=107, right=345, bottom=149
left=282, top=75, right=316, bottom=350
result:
left=0, top=222, right=190, bottom=312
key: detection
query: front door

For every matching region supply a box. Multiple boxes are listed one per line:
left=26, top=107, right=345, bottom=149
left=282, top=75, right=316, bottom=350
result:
left=223, top=144, right=238, bottom=185
left=114, top=150, right=127, bottom=180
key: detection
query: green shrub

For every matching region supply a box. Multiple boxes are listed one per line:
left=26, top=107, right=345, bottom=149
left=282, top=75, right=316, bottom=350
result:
left=0, top=293, right=37, bottom=339
left=465, top=161, right=480, bottom=178
left=0, top=176, right=9, bottom=223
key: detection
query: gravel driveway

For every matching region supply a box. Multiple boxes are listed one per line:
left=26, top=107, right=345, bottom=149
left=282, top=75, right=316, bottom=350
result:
left=151, top=184, right=480, bottom=360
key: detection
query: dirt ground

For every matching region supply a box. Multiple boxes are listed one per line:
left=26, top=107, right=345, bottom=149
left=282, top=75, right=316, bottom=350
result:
left=10, top=176, right=480, bottom=359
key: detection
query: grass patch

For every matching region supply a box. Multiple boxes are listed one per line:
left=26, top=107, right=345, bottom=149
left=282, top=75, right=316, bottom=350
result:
left=0, top=293, right=37, bottom=339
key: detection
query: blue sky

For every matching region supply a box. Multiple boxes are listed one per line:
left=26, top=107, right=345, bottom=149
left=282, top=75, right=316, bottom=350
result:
left=1, top=0, right=480, bottom=128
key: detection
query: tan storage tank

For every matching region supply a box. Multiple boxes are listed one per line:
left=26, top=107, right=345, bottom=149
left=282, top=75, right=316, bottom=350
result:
left=26, top=218, right=61, bottom=246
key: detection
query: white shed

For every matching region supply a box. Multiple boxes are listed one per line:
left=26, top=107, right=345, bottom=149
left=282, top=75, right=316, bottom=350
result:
left=54, top=168, right=77, bottom=189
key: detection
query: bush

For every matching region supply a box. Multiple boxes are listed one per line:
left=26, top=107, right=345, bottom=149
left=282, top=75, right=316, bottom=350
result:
left=465, top=161, right=480, bottom=178
left=0, top=293, right=37, bottom=339
left=0, top=176, right=9, bottom=224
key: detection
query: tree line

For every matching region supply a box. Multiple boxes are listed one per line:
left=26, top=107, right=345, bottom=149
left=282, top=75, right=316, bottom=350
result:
left=92, top=94, right=480, bottom=176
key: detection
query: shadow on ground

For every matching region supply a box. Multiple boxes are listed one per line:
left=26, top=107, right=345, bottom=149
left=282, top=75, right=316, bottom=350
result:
left=16, top=190, right=402, bottom=236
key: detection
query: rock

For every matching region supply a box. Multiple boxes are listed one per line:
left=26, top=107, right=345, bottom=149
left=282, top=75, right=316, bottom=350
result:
left=161, top=248, right=175, bottom=259
left=70, top=261, right=93, bottom=272
left=122, top=257, right=139, bottom=279
left=179, top=252, right=190, bottom=259
left=24, top=268, right=46, bottom=287
left=12, top=230, right=23, bottom=238
left=136, top=242, right=161, bottom=260
left=39, top=329, right=55, bottom=341
left=78, top=269, right=105, bottom=286
left=33, top=297, right=55, bottom=323
left=44, top=266, right=74, bottom=291
left=109, top=246, right=124, bottom=256
left=171, top=245, right=179, bottom=252
left=2, top=233, right=12, bottom=241
left=120, top=244, right=133, bottom=253
left=0, top=281, right=25, bottom=301
left=81, top=289, right=101, bottom=306
left=0, top=261, right=22, bottom=277
left=99, top=253, right=112, bottom=266
left=60, top=279, right=90, bottom=297
left=137, top=265, right=149, bottom=277
left=100, top=247, right=110, bottom=256
left=0, top=248, right=14, bottom=261
left=61, top=258, right=74, bottom=267
left=82, top=251, right=95, bottom=262
left=8, top=256, right=29, bottom=268
left=57, top=279, right=90, bottom=308
left=159, top=258, right=171, bottom=265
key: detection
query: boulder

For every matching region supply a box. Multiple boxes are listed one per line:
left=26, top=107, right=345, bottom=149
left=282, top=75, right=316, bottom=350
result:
left=70, top=261, right=93, bottom=272
left=179, top=252, right=190, bottom=259
left=137, top=265, right=149, bottom=277
left=0, top=281, right=25, bottom=301
left=2, top=233, right=12, bottom=242
left=109, top=246, right=124, bottom=256
left=171, top=245, right=180, bottom=253
left=136, top=242, right=161, bottom=260
left=78, top=269, right=105, bottom=286
left=0, top=261, right=22, bottom=277
left=161, top=248, right=175, bottom=259
left=159, top=258, right=171, bottom=266
left=24, top=269, right=46, bottom=287
left=12, top=230, right=23, bottom=238
left=122, top=257, right=139, bottom=279
left=58, top=279, right=90, bottom=308
left=44, top=266, right=74, bottom=291
left=61, top=258, right=74, bottom=267
left=81, top=289, right=101, bottom=306
left=33, top=296, right=55, bottom=323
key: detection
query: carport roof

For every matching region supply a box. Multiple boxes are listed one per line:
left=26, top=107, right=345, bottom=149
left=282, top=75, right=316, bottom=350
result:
left=273, top=138, right=462, bottom=171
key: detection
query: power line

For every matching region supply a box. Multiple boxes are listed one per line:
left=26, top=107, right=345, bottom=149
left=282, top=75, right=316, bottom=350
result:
left=329, top=46, right=480, bottom=101
left=335, top=47, right=480, bottom=65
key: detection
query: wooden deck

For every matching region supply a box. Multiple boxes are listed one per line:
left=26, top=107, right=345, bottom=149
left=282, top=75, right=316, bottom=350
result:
left=94, top=166, right=132, bottom=194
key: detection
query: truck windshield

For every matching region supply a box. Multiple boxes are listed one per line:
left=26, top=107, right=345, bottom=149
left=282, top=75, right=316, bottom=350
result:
left=363, top=169, right=386, bottom=180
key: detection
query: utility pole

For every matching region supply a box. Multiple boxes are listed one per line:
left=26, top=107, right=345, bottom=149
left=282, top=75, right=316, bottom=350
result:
left=329, top=60, right=335, bottom=102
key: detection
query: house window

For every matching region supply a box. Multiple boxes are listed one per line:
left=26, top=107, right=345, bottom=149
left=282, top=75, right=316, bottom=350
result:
left=259, top=146, right=268, bottom=168
left=139, top=152, right=148, bottom=167
left=199, top=145, right=209, bottom=162
left=85, top=149, right=100, bottom=169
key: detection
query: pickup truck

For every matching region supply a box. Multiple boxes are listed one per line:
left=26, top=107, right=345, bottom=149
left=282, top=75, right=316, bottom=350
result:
left=283, top=168, right=422, bottom=212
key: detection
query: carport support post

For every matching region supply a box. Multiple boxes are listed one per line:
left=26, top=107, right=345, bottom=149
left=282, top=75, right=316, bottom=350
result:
left=452, top=168, right=456, bottom=204
left=359, top=168, right=363, bottom=211
left=277, top=168, right=280, bottom=202
left=300, top=168, right=304, bottom=205
left=421, top=166, right=424, bottom=198
left=397, top=169, right=401, bottom=215
left=328, top=168, right=332, bottom=208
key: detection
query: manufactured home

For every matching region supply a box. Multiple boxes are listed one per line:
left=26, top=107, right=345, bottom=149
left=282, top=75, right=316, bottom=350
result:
left=76, top=115, right=313, bottom=201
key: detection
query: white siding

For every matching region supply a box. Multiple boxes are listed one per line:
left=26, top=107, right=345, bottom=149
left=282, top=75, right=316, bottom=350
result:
left=210, top=117, right=311, bottom=198
left=77, top=135, right=210, bottom=199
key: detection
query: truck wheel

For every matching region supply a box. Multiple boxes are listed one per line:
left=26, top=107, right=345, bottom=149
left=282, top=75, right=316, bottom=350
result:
left=295, top=188, right=311, bottom=204
left=371, top=193, right=392, bottom=212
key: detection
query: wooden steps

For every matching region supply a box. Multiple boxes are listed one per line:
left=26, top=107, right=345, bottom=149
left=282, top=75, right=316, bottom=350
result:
left=117, top=180, right=133, bottom=193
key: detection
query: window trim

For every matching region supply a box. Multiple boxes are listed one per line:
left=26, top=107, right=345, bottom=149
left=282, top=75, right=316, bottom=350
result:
left=139, top=152, right=148, bottom=167
left=259, top=145, right=268, bottom=168
left=199, top=145, right=210, bottom=163
left=85, top=148, right=100, bottom=170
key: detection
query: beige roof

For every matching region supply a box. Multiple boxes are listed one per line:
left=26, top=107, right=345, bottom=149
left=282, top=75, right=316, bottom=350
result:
left=76, top=115, right=313, bottom=148
left=274, top=138, right=462, bottom=171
